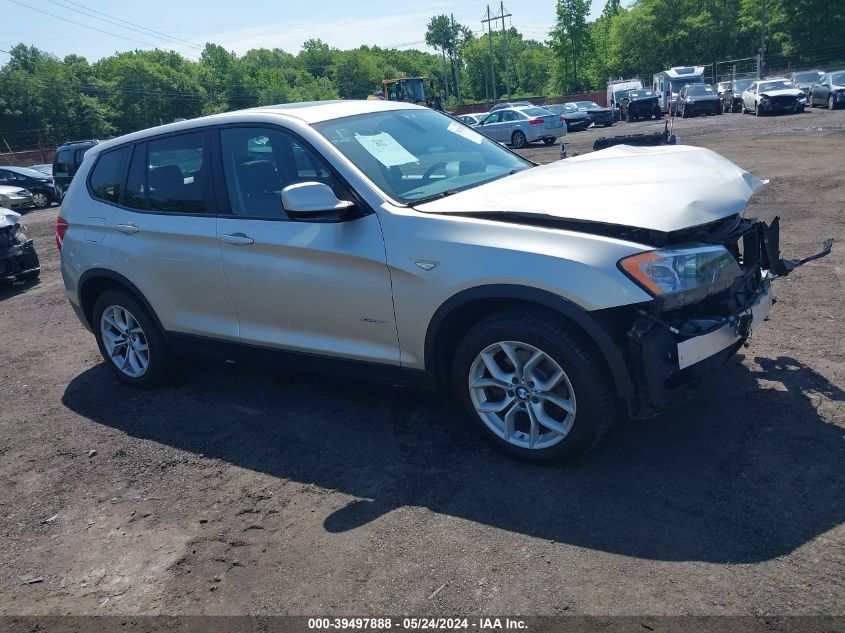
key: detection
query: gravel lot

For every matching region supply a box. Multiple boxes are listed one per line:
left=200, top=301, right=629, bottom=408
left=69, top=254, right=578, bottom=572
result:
left=1, top=107, right=843, bottom=617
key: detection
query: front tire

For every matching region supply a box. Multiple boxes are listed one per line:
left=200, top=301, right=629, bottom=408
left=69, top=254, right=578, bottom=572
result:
left=511, top=130, right=527, bottom=149
left=451, top=310, right=615, bottom=463
left=31, top=191, right=51, bottom=209
left=830, top=96, right=837, bottom=110
left=93, top=290, right=174, bottom=389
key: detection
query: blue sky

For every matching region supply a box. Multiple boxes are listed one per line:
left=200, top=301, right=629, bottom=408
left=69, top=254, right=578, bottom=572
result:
left=1, top=0, right=604, bottom=62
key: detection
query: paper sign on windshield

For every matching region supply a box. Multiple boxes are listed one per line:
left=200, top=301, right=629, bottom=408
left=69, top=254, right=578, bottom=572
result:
left=354, top=132, right=418, bottom=167
left=447, top=121, right=484, bottom=144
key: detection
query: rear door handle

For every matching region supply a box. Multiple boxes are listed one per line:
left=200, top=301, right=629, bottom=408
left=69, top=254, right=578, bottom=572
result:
left=114, top=223, right=139, bottom=234
left=219, top=232, right=255, bottom=246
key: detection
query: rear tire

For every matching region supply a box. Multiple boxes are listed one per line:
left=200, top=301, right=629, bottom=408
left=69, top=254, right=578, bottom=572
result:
left=92, top=290, right=174, bottom=389
left=511, top=130, right=527, bottom=149
left=830, top=96, right=837, bottom=110
left=543, top=137, right=556, bottom=146
left=451, top=310, right=615, bottom=463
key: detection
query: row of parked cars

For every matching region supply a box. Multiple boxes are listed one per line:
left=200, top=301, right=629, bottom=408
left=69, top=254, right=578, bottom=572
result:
left=712, top=70, right=844, bottom=116
left=454, top=100, right=615, bottom=148
left=0, top=138, right=100, bottom=213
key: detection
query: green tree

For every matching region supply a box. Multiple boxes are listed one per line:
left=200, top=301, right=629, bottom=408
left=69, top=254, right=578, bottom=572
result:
left=300, top=39, right=335, bottom=78
left=549, top=0, right=593, bottom=94
left=332, top=49, right=381, bottom=99
left=425, top=14, right=454, bottom=99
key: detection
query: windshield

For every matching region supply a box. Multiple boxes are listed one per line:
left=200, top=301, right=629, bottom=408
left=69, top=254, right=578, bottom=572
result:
left=759, top=80, right=797, bottom=92
left=687, top=84, right=715, bottom=96
left=573, top=101, right=601, bottom=110
left=9, top=167, right=50, bottom=179
left=547, top=103, right=579, bottom=113
left=831, top=71, right=845, bottom=84
left=734, top=79, right=754, bottom=91
left=793, top=71, right=822, bottom=83
left=520, top=107, right=554, bottom=117
left=313, top=109, right=532, bottom=204
left=668, top=78, right=703, bottom=92
left=388, top=79, right=425, bottom=103
left=627, top=89, right=655, bottom=99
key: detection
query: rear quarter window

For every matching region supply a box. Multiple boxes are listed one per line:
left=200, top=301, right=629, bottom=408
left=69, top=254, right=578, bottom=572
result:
left=55, top=148, right=73, bottom=175
left=88, top=147, right=130, bottom=203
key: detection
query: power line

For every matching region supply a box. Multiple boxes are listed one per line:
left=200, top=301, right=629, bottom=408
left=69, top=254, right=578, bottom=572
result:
left=6, top=0, right=160, bottom=48
left=44, top=0, right=203, bottom=50
left=5, top=0, right=197, bottom=58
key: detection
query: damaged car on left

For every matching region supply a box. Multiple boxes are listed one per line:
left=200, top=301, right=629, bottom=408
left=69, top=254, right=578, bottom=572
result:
left=1, top=209, right=40, bottom=283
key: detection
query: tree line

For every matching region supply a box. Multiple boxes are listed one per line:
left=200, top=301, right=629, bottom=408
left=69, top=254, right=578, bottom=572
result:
left=1, top=0, right=841, bottom=150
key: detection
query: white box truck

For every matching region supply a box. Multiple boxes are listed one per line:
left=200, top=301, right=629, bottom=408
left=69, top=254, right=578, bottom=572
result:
left=653, top=66, right=707, bottom=113
left=607, top=78, right=643, bottom=120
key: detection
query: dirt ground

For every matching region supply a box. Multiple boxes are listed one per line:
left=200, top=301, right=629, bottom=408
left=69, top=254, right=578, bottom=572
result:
left=1, top=107, right=843, bottom=617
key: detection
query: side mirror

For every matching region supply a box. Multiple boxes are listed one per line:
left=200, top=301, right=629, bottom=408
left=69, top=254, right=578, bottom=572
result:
left=281, top=182, right=355, bottom=222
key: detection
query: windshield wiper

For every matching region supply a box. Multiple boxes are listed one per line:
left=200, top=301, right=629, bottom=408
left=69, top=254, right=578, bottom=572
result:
left=412, top=189, right=459, bottom=204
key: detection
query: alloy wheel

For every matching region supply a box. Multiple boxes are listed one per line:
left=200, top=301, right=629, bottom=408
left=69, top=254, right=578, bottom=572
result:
left=468, top=340, right=576, bottom=450
left=32, top=192, right=49, bottom=208
left=100, top=305, right=150, bottom=378
left=830, top=96, right=836, bottom=110
left=512, top=131, right=527, bottom=148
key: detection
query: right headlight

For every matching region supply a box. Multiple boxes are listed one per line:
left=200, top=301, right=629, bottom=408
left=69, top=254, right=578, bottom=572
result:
left=619, top=245, right=742, bottom=309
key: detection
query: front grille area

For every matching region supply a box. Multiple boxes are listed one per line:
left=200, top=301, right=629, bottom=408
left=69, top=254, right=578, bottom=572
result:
left=769, top=95, right=797, bottom=106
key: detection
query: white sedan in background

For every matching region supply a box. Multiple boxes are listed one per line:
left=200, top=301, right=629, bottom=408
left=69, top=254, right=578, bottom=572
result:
left=742, top=78, right=807, bottom=116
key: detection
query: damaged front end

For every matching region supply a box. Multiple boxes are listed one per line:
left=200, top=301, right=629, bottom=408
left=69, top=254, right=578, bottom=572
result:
left=619, top=215, right=832, bottom=418
left=0, top=211, right=41, bottom=283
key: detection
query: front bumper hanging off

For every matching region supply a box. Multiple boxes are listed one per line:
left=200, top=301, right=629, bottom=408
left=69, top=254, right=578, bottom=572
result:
left=625, top=217, right=833, bottom=418
left=0, top=229, right=41, bottom=282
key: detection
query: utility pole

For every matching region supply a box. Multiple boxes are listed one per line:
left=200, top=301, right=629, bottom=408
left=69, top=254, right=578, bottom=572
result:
left=482, top=5, right=498, bottom=103
left=758, top=0, right=767, bottom=79
left=451, top=13, right=462, bottom=105
left=498, top=2, right=512, bottom=99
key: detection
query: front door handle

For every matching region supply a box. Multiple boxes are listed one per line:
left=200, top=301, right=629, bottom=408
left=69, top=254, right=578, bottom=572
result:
left=219, top=232, right=255, bottom=246
left=114, top=223, right=139, bottom=234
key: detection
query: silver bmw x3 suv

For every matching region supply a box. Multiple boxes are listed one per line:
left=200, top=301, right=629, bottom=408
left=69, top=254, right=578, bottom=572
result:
left=58, top=100, right=831, bottom=462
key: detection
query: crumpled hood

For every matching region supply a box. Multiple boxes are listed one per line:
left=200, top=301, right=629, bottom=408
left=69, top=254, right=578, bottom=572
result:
left=0, top=210, right=21, bottom=229
left=416, top=144, right=765, bottom=233
left=760, top=88, right=803, bottom=98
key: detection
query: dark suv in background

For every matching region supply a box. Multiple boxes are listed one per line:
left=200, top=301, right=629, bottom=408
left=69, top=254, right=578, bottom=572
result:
left=0, top=166, right=58, bottom=208
left=53, top=140, right=99, bottom=199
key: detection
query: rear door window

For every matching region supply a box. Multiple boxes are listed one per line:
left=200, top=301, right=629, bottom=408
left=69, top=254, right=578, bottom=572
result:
left=88, top=146, right=130, bottom=203
left=123, top=132, right=208, bottom=213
